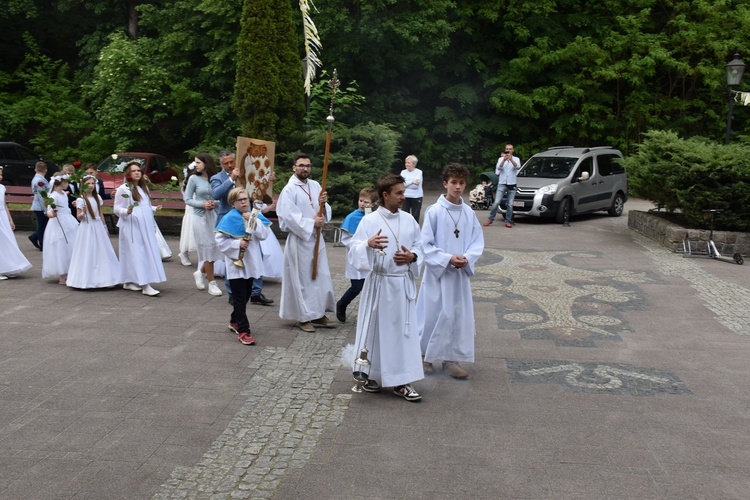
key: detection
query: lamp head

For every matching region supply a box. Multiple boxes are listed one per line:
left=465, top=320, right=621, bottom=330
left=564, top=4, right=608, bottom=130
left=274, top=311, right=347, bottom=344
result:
left=726, top=53, right=746, bottom=87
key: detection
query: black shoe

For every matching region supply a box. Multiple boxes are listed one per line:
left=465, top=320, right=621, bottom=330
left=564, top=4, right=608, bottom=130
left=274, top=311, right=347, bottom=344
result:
left=250, top=293, right=273, bottom=306
left=28, top=235, right=40, bottom=250
left=228, top=296, right=234, bottom=306
left=336, top=300, right=346, bottom=322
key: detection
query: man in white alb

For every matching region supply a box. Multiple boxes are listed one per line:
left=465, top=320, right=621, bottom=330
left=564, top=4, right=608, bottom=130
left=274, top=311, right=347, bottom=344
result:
left=276, top=153, right=336, bottom=332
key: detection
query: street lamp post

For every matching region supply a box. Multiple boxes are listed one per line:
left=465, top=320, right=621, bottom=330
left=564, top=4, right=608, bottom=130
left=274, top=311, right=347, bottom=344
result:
left=725, top=53, right=746, bottom=145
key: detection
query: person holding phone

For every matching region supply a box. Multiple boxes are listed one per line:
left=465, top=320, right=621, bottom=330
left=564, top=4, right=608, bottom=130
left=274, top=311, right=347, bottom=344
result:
left=484, top=144, right=521, bottom=228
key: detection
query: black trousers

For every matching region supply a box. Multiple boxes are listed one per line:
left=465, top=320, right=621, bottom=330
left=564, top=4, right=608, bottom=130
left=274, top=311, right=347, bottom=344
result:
left=338, top=278, right=365, bottom=311
left=229, top=277, right=254, bottom=334
left=402, top=197, right=423, bottom=222
left=32, top=211, right=48, bottom=247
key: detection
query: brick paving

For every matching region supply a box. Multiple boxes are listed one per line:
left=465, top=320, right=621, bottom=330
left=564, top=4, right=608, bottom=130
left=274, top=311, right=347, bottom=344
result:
left=1, top=195, right=750, bottom=499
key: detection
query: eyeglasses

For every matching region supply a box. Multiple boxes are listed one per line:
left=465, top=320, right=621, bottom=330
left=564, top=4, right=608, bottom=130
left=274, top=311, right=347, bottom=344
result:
left=235, top=197, right=250, bottom=203
left=295, top=164, right=312, bottom=169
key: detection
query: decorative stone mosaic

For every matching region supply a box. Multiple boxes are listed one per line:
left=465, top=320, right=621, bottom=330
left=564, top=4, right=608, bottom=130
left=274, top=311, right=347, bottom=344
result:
left=507, top=358, right=691, bottom=396
left=474, top=249, right=663, bottom=347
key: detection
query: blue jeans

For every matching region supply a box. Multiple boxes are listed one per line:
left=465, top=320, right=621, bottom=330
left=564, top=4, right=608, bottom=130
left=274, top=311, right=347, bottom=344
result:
left=251, top=276, right=264, bottom=297
left=488, top=184, right=516, bottom=223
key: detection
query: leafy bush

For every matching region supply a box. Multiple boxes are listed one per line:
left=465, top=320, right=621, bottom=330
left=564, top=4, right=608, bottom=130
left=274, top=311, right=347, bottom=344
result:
left=275, top=121, right=400, bottom=218
left=621, top=130, right=750, bottom=231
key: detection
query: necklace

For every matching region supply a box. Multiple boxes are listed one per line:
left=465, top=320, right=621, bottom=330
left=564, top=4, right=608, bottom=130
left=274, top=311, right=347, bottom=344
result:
left=298, top=182, right=313, bottom=208
left=443, top=206, right=463, bottom=238
left=378, top=210, right=401, bottom=249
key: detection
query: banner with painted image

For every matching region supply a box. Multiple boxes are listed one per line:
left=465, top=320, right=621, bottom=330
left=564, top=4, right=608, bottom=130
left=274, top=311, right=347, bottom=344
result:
left=236, top=137, right=275, bottom=204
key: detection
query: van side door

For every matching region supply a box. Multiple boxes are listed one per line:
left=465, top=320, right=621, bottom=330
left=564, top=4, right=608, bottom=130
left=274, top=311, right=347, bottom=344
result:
left=595, top=153, right=622, bottom=207
left=571, top=156, right=601, bottom=213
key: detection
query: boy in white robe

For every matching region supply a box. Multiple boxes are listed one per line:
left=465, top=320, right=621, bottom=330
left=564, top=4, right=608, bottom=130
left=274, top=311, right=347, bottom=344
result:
left=276, top=153, right=336, bottom=332
left=417, top=163, right=484, bottom=378
left=336, top=187, right=378, bottom=322
left=349, top=174, right=424, bottom=402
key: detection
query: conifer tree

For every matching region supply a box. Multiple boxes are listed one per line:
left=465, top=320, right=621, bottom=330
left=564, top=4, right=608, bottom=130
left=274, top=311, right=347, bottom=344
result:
left=233, top=0, right=305, bottom=141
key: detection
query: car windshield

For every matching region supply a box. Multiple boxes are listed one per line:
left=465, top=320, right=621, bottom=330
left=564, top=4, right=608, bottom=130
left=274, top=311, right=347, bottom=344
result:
left=518, top=157, right=578, bottom=179
left=100, top=156, right=146, bottom=173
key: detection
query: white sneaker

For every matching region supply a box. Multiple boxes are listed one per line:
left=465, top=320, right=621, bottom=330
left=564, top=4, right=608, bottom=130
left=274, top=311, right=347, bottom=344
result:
left=142, top=284, right=160, bottom=296
left=178, top=252, right=192, bottom=266
left=0, top=275, right=8, bottom=280
left=207, top=281, right=222, bottom=296
left=193, top=270, right=206, bottom=290
left=123, top=283, right=142, bottom=291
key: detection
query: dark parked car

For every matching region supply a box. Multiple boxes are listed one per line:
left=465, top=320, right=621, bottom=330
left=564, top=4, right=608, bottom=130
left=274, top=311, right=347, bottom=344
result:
left=96, top=153, right=178, bottom=190
left=0, top=142, right=58, bottom=186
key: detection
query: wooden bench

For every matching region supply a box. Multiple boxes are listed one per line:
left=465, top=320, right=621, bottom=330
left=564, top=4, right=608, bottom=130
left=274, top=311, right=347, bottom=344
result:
left=3, top=186, right=36, bottom=205
left=4, top=184, right=186, bottom=232
left=101, top=189, right=185, bottom=232
left=4, top=185, right=184, bottom=209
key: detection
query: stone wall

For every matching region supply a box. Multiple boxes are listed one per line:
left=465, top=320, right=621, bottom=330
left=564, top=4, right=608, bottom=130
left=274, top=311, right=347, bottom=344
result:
left=628, top=210, right=750, bottom=256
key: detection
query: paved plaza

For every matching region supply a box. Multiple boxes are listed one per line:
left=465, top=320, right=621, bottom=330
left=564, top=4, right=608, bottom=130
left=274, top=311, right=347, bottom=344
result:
left=1, top=196, right=750, bottom=499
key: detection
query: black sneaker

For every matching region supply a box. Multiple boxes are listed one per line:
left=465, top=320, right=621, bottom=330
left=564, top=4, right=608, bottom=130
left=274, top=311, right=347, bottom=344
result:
left=393, top=384, right=422, bottom=402
left=28, top=234, right=40, bottom=250
left=336, top=300, right=346, bottom=322
left=362, top=380, right=381, bottom=393
left=250, top=293, right=274, bottom=306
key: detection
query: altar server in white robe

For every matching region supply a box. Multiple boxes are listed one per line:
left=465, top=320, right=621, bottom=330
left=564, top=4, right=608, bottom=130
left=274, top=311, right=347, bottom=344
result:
left=417, top=163, right=484, bottom=379
left=348, top=173, right=425, bottom=402
left=114, top=161, right=166, bottom=296
left=276, top=153, right=336, bottom=332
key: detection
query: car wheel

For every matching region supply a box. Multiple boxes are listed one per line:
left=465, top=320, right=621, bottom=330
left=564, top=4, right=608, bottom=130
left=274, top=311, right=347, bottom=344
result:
left=555, top=197, right=570, bottom=224
left=608, top=193, right=625, bottom=217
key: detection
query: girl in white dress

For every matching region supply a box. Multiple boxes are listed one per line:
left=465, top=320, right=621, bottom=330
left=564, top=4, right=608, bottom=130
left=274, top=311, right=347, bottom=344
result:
left=66, top=176, right=121, bottom=289
left=178, top=162, right=197, bottom=266
left=184, top=153, right=224, bottom=296
left=114, top=161, right=167, bottom=296
left=0, top=167, right=32, bottom=279
left=42, top=174, right=79, bottom=284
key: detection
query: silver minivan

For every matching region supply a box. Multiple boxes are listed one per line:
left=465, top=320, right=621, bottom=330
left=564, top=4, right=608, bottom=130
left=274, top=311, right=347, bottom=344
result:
left=502, top=146, right=627, bottom=223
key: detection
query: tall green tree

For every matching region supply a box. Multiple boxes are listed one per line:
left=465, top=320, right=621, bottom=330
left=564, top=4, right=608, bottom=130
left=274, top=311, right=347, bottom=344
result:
left=138, top=0, right=243, bottom=151
left=233, top=0, right=305, bottom=142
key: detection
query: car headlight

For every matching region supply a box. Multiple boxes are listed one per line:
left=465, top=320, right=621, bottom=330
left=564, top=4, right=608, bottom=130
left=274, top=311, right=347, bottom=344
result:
left=538, top=183, right=558, bottom=195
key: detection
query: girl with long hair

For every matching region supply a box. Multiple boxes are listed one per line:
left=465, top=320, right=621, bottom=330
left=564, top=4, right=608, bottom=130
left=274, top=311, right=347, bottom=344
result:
left=114, top=161, right=166, bottom=296
left=66, top=175, right=120, bottom=289
left=184, top=153, right=223, bottom=296
left=0, top=167, right=32, bottom=279
left=42, top=173, right=79, bottom=284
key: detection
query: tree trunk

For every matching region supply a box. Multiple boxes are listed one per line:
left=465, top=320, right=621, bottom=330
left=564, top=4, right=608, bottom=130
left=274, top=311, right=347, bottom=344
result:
left=127, top=0, right=138, bottom=39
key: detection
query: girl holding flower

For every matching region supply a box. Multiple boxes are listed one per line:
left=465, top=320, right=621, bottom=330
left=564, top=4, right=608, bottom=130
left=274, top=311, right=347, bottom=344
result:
left=114, top=161, right=166, bottom=296
left=66, top=175, right=120, bottom=289
left=0, top=167, right=32, bottom=279
left=42, top=174, right=79, bottom=284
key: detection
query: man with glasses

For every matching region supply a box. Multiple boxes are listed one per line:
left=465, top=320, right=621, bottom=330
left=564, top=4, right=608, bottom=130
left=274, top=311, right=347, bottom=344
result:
left=211, top=150, right=240, bottom=304
left=276, top=153, right=336, bottom=332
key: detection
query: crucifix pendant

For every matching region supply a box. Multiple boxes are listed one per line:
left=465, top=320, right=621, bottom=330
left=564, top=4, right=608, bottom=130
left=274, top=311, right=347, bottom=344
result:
left=454, top=228, right=460, bottom=238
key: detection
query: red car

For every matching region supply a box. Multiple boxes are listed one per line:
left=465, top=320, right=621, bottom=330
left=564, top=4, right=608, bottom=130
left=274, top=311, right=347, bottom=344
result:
left=96, top=153, right=178, bottom=190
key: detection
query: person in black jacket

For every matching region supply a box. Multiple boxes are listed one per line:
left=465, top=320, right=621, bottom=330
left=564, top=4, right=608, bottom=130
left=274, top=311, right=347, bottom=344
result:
left=84, top=163, right=111, bottom=200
